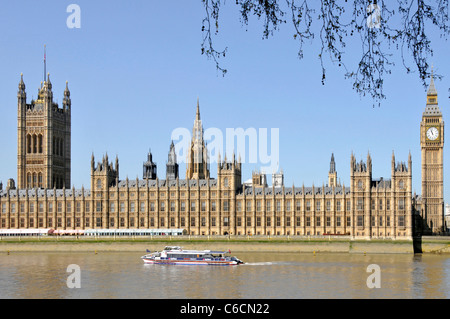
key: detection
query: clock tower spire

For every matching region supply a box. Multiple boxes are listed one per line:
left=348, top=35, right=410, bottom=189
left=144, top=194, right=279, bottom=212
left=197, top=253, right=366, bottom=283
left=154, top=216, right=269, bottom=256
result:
left=420, top=69, right=445, bottom=234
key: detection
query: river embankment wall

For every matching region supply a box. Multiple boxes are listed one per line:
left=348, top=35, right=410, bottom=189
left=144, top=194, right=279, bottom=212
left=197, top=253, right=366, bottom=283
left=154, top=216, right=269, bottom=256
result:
left=1, top=236, right=449, bottom=254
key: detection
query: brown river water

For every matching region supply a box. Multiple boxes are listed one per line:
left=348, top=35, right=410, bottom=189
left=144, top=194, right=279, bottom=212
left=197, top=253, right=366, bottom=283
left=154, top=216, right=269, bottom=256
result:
left=0, top=251, right=449, bottom=299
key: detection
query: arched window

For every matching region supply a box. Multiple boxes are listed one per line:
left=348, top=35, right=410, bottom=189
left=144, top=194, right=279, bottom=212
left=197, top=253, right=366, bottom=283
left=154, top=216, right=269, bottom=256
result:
left=27, top=135, right=31, bottom=153
left=32, top=173, right=37, bottom=188
left=224, top=177, right=229, bottom=187
left=38, top=134, right=43, bottom=153
left=32, top=135, right=37, bottom=153
left=97, top=179, right=102, bottom=190
left=38, top=173, right=43, bottom=188
left=27, top=173, right=31, bottom=188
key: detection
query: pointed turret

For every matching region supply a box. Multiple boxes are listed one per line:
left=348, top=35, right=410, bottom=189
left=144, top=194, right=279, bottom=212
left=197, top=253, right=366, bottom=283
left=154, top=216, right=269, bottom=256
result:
left=329, top=153, right=336, bottom=174
left=425, top=67, right=440, bottom=111
left=427, top=67, right=437, bottom=96
left=196, top=97, right=201, bottom=120
left=18, top=73, right=26, bottom=95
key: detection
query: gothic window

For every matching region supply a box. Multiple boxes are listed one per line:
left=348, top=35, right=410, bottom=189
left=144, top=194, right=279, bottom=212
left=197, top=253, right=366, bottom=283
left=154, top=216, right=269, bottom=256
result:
left=38, top=173, right=43, bottom=188
left=398, top=199, right=405, bottom=210
left=316, top=200, right=321, bottom=211
left=38, top=134, right=43, bottom=153
left=223, top=200, right=229, bottom=212
left=224, top=177, right=229, bottom=187
left=27, top=134, right=31, bottom=153
left=399, top=180, right=405, bottom=189
left=398, top=215, right=405, bottom=227
left=357, top=215, right=364, bottom=227
left=357, top=199, right=364, bottom=211
left=296, top=200, right=301, bottom=212
left=97, top=179, right=102, bottom=190
left=32, top=134, right=37, bottom=153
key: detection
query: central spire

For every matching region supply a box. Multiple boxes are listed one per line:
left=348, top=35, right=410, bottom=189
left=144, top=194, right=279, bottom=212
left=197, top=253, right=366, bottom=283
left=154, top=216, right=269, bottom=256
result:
left=186, top=98, right=209, bottom=180
left=196, top=97, right=200, bottom=120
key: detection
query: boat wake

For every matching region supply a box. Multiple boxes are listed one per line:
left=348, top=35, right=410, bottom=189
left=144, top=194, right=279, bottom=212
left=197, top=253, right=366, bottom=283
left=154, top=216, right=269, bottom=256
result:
left=241, top=262, right=274, bottom=266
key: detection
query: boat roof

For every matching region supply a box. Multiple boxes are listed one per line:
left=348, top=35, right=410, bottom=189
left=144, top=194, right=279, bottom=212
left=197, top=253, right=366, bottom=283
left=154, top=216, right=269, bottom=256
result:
left=163, top=246, right=229, bottom=254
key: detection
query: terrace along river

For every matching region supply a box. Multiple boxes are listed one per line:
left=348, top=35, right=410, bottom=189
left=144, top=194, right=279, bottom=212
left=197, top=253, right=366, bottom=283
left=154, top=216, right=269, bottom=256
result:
left=0, top=251, right=449, bottom=299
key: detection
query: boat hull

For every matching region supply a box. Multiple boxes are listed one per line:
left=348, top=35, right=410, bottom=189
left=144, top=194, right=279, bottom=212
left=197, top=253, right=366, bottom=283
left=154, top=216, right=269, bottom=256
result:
left=142, top=257, right=241, bottom=266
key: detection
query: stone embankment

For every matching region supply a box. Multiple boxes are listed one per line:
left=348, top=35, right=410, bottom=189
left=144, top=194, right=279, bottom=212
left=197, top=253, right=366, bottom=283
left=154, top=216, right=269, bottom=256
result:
left=1, top=236, right=449, bottom=254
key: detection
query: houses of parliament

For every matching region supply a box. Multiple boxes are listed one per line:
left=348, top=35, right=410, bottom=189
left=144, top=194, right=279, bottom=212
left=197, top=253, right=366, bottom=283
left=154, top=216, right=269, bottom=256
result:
left=0, top=68, right=446, bottom=238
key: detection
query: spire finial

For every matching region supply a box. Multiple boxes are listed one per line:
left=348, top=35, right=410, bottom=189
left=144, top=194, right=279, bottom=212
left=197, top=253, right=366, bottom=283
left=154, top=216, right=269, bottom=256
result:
left=427, top=65, right=437, bottom=96
left=196, top=97, right=200, bottom=120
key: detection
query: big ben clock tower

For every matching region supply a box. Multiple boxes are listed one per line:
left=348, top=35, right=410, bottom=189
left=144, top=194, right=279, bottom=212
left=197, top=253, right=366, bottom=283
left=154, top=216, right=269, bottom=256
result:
left=420, top=70, right=445, bottom=234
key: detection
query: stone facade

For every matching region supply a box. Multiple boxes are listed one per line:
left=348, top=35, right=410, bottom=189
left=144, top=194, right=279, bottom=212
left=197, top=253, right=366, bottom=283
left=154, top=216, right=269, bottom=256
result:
left=0, top=72, right=446, bottom=239
left=419, top=70, right=446, bottom=234
left=17, top=74, right=71, bottom=190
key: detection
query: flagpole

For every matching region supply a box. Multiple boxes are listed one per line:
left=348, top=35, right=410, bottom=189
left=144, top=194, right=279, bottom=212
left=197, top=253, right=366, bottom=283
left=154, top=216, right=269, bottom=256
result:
left=44, top=44, right=46, bottom=82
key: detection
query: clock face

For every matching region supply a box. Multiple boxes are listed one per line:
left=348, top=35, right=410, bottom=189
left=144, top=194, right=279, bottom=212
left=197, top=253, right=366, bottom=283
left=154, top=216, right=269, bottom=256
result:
left=426, top=127, right=439, bottom=141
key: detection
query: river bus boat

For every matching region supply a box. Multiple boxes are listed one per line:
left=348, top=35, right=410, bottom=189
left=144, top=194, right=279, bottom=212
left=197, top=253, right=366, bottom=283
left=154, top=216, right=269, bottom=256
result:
left=141, top=246, right=244, bottom=265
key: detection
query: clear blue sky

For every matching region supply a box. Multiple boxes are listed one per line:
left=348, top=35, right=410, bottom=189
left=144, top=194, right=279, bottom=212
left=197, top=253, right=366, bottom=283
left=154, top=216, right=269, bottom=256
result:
left=0, top=1, right=448, bottom=204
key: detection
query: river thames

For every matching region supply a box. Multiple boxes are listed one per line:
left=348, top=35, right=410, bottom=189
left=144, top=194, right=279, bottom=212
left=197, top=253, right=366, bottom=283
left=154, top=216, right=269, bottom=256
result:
left=0, top=251, right=449, bottom=299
